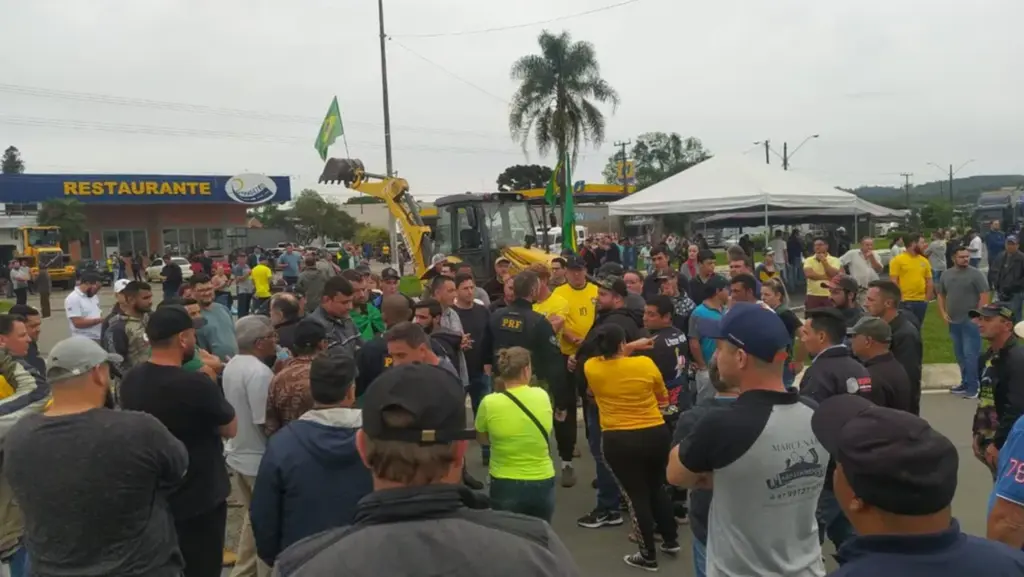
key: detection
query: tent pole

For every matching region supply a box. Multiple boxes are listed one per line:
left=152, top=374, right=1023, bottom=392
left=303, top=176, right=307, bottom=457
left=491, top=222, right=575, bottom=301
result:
left=764, top=202, right=769, bottom=247
left=854, top=207, right=859, bottom=241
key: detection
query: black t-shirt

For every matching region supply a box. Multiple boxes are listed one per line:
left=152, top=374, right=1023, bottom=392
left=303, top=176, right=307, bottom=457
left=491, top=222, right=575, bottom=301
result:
left=161, top=263, right=183, bottom=293
left=119, top=362, right=236, bottom=519
left=199, top=256, right=213, bottom=276
left=4, top=409, right=188, bottom=577
left=455, top=303, right=492, bottom=377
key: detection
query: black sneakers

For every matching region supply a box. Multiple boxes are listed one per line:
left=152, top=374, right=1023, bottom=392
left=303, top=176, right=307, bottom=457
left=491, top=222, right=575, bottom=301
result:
left=623, top=552, right=658, bottom=572
left=577, top=508, right=624, bottom=528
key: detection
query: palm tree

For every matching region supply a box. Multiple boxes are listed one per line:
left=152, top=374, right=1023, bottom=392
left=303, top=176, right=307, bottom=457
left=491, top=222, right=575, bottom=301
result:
left=508, top=30, right=620, bottom=162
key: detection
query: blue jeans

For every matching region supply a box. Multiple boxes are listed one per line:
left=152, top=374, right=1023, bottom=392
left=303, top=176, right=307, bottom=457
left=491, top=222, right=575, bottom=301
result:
left=932, top=270, right=944, bottom=283
left=817, top=488, right=855, bottom=550
left=8, top=545, right=28, bottom=577
left=970, top=257, right=981, bottom=268
left=489, top=476, right=555, bottom=522
left=692, top=539, right=707, bottom=577
left=1007, top=293, right=1024, bottom=323
left=949, top=320, right=982, bottom=393
left=585, top=401, right=621, bottom=511
left=468, top=374, right=492, bottom=459
left=236, top=293, right=252, bottom=318
left=902, top=300, right=928, bottom=326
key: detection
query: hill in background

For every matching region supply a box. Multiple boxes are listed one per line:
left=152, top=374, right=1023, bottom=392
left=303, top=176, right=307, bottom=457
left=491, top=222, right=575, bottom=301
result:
left=846, top=175, right=1024, bottom=207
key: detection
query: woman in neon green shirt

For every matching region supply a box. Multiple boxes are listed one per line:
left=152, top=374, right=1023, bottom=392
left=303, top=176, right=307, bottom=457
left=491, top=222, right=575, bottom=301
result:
left=475, top=347, right=555, bottom=521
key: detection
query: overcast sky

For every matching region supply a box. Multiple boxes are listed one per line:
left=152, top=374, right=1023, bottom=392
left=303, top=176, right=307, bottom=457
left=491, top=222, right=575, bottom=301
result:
left=1, top=0, right=1021, bottom=202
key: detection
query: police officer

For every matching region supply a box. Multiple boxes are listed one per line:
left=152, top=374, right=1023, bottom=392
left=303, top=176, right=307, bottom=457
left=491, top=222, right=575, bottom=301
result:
left=488, top=270, right=565, bottom=401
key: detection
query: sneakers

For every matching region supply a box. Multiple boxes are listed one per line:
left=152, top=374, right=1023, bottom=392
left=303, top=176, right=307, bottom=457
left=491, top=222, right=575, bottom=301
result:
left=962, top=391, right=980, bottom=400
left=950, top=384, right=967, bottom=394
left=577, top=509, right=624, bottom=528
left=659, top=541, right=681, bottom=555
left=561, top=464, right=577, bottom=488
left=623, top=552, right=658, bottom=572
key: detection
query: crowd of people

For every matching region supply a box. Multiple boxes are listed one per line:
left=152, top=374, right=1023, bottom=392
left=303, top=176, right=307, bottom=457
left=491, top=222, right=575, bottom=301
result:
left=0, top=226, right=1023, bottom=577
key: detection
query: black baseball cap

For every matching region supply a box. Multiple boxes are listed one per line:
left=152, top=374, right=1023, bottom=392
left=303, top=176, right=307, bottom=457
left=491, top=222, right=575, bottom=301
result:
left=361, top=364, right=476, bottom=444
left=80, top=272, right=103, bottom=284
left=293, top=317, right=327, bottom=349
left=812, top=395, right=958, bottom=515
left=564, top=255, right=587, bottom=270
left=381, top=267, right=400, bottom=281
left=309, top=353, right=357, bottom=401
left=145, top=305, right=204, bottom=341
left=597, top=276, right=628, bottom=297
left=969, top=302, right=1015, bottom=322
left=822, top=275, right=859, bottom=293
left=596, top=262, right=624, bottom=279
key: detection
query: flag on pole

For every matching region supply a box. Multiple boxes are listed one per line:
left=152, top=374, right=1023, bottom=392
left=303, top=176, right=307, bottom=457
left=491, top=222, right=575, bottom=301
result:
left=315, top=97, right=344, bottom=161
left=543, top=159, right=562, bottom=206
left=560, top=152, right=577, bottom=253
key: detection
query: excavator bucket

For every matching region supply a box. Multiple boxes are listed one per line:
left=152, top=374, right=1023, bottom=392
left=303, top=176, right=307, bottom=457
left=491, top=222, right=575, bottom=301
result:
left=319, top=158, right=365, bottom=186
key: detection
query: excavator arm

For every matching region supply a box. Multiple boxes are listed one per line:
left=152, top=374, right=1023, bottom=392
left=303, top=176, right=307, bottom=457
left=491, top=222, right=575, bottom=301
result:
left=319, top=158, right=432, bottom=279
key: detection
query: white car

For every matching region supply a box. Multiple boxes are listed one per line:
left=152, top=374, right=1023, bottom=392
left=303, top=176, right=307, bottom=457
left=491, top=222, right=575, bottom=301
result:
left=323, top=241, right=343, bottom=254
left=146, top=257, right=194, bottom=283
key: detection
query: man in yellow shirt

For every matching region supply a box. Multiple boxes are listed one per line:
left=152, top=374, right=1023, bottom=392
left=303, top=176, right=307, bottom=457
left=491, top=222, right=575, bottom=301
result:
left=803, top=237, right=843, bottom=310
left=888, top=233, right=933, bottom=326
left=527, top=263, right=576, bottom=486
left=250, top=257, right=274, bottom=314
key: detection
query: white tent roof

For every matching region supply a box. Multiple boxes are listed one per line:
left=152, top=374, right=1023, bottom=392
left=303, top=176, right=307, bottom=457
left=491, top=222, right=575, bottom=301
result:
left=608, top=155, right=900, bottom=217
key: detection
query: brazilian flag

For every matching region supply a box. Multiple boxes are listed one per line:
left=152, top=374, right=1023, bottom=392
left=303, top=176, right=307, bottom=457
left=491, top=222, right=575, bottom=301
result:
left=315, top=97, right=344, bottom=161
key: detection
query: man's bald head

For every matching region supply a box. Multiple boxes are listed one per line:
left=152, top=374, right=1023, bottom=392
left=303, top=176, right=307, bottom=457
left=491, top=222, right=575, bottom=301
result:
left=382, top=294, right=412, bottom=327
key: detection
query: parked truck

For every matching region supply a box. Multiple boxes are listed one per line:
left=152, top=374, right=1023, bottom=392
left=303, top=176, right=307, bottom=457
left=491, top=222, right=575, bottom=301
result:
left=15, top=226, right=77, bottom=289
left=974, top=188, right=1024, bottom=233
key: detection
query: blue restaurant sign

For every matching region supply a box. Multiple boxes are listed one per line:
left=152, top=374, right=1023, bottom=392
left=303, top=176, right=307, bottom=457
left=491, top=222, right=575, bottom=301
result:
left=0, top=173, right=292, bottom=205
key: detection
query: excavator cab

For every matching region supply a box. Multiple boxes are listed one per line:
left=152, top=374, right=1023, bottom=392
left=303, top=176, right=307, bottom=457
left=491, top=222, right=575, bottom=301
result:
left=432, top=192, right=539, bottom=283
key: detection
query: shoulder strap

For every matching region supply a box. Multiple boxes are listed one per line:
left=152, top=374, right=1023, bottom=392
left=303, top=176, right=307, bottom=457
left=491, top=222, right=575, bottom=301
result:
left=500, top=390, right=549, bottom=443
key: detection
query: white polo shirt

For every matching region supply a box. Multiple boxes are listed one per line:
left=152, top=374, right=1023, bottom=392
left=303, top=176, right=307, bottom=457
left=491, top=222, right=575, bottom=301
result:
left=65, top=287, right=102, bottom=340
left=840, top=249, right=881, bottom=288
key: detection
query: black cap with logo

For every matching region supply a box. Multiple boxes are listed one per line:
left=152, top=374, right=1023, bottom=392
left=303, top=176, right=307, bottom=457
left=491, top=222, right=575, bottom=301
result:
left=145, top=306, right=204, bottom=342
left=293, top=317, right=328, bottom=349
left=361, top=363, right=476, bottom=444
left=564, top=255, right=587, bottom=270
left=969, top=302, right=1015, bottom=322
left=381, top=267, right=400, bottom=281
left=597, top=276, right=628, bottom=297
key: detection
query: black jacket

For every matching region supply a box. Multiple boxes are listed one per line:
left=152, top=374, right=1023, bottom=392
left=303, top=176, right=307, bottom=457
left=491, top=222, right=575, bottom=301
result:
left=838, top=305, right=864, bottom=329
left=355, top=333, right=461, bottom=398
left=861, top=352, right=915, bottom=413
left=991, top=249, right=1024, bottom=298
left=275, top=317, right=303, bottom=353
left=575, top=306, right=647, bottom=396
left=488, top=300, right=565, bottom=406
left=800, top=346, right=872, bottom=405
left=888, top=311, right=923, bottom=414
left=976, top=338, right=1024, bottom=449
left=272, top=485, right=579, bottom=577
left=455, top=303, right=493, bottom=377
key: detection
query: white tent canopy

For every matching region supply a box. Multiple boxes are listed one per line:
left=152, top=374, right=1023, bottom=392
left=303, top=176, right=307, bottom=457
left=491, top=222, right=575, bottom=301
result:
left=608, top=154, right=903, bottom=218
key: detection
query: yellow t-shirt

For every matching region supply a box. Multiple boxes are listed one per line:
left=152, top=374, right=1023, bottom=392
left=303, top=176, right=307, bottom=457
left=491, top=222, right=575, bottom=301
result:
left=889, top=252, right=932, bottom=302
left=584, top=356, right=667, bottom=432
left=552, top=282, right=598, bottom=355
left=251, top=263, right=273, bottom=298
left=803, top=255, right=843, bottom=297
left=533, top=293, right=570, bottom=334
left=474, top=386, right=554, bottom=481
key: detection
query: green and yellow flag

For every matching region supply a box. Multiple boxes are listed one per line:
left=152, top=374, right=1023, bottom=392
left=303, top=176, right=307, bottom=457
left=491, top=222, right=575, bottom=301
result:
left=544, top=159, right=562, bottom=206
left=560, top=152, right=577, bottom=253
left=315, top=96, right=344, bottom=161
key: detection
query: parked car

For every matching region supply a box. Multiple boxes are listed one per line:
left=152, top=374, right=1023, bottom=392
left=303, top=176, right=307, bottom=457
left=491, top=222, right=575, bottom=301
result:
left=146, top=257, right=194, bottom=283
left=75, top=259, right=113, bottom=286
left=323, top=241, right=343, bottom=255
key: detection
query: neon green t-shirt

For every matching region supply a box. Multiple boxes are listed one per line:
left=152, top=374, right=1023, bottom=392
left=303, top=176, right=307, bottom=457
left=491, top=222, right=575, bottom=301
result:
left=475, top=386, right=555, bottom=481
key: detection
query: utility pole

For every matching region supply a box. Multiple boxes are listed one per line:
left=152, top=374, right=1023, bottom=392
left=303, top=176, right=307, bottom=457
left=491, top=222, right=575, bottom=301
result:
left=763, top=139, right=770, bottom=165
left=900, top=172, right=914, bottom=213
left=614, top=139, right=631, bottom=196
left=949, top=164, right=954, bottom=205
left=782, top=142, right=789, bottom=171
left=377, top=0, right=398, bottom=268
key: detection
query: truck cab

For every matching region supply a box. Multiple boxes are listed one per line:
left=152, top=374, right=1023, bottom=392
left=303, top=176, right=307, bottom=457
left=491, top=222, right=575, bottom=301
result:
left=432, top=192, right=539, bottom=282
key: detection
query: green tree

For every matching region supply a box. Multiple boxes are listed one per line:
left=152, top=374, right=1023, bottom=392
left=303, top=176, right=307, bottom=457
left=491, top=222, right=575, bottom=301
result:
left=37, top=198, right=87, bottom=244
left=508, top=30, right=619, bottom=163
left=354, top=225, right=389, bottom=246
left=291, top=189, right=359, bottom=243
left=920, top=199, right=954, bottom=229
left=602, top=132, right=711, bottom=190
left=1, top=146, right=25, bottom=174
left=496, top=164, right=553, bottom=191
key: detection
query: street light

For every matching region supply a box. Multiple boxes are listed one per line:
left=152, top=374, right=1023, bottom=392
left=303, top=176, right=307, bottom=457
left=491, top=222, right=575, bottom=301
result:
left=927, top=159, right=976, bottom=203
left=783, top=134, right=820, bottom=170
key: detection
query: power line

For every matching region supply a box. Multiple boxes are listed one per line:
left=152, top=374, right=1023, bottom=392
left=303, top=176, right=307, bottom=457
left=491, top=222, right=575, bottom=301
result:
left=389, top=39, right=510, bottom=104
left=0, top=115, right=532, bottom=157
left=0, top=82, right=507, bottom=139
left=391, top=0, right=644, bottom=38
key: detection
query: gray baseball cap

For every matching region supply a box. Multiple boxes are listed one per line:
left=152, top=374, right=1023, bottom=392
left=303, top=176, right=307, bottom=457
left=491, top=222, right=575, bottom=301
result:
left=846, top=316, right=892, bottom=343
left=47, top=336, right=122, bottom=384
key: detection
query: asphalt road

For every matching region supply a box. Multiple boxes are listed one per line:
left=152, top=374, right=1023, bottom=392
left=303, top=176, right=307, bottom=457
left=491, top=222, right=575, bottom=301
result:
left=24, top=289, right=990, bottom=577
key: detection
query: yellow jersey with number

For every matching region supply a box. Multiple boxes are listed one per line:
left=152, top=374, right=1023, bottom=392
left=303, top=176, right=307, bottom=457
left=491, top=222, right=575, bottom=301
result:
left=552, top=282, right=599, bottom=355
left=534, top=293, right=570, bottom=334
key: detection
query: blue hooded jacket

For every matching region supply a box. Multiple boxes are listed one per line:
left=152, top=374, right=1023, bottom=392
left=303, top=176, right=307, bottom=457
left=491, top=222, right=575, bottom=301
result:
left=832, top=519, right=1024, bottom=576
left=251, top=408, right=373, bottom=565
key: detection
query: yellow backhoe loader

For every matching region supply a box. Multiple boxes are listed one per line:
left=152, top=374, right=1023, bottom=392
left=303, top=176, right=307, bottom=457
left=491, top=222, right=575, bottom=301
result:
left=319, top=158, right=558, bottom=282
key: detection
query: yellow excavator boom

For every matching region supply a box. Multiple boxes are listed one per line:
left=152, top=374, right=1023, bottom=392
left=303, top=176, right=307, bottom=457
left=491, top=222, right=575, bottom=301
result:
left=319, top=158, right=432, bottom=279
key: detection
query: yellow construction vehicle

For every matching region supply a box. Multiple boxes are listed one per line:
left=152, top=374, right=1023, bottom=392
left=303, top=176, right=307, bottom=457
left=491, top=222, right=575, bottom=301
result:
left=319, top=158, right=558, bottom=281
left=15, top=226, right=77, bottom=289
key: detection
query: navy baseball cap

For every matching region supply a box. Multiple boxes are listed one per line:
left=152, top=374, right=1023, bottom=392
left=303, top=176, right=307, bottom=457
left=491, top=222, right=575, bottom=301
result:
left=696, top=302, right=791, bottom=363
